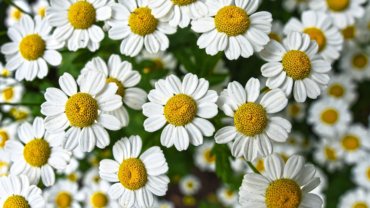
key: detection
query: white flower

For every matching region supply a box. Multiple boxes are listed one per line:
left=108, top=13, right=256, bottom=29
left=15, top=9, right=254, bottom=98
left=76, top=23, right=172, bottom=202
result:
left=269, top=20, right=284, bottom=43
left=1, top=15, right=63, bottom=81
left=32, top=0, right=49, bottom=18
left=148, top=0, right=208, bottom=28
left=194, top=140, right=216, bottom=172
left=99, top=135, right=170, bottom=208
left=352, top=160, right=370, bottom=190
left=137, top=50, right=177, bottom=75
left=107, top=0, right=177, bottom=57
left=84, top=167, right=101, bottom=187
left=339, top=45, right=370, bottom=81
left=0, top=175, right=45, bottom=208
left=179, top=174, right=201, bottom=196
left=79, top=181, right=120, bottom=208
left=217, top=185, right=238, bottom=207
left=5, top=117, right=71, bottom=186
left=284, top=102, right=306, bottom=121
left=41, top=72, right=123, bottom=152
left=282, top=0, right=309, bottom=12
left=323, top=74, right=357, bottom=104
left=239, top=154, right=323, bottom=208
left=313, top=138, right=344, bottom=172
left=338, top=188, right=370, bottom=208
left=0, top=78, right=24, bottom=112
left=0, top=123, right=17, bottom=154
left=191, top=0, right=272, bottom=60
left=215, top=78, right=291, bottom=161
left=284, top=11, right=343, bottom=63
left=5, top=0, right=31, bottom=26
left=0, top=61, right=12, bottom=77
left=47, top=0, right=112, bottom=51
left=260, top=32, right=332, bottom=103
left=143, top=73, right=218, bottom=151
left=45, top=179, right=80, bottom=208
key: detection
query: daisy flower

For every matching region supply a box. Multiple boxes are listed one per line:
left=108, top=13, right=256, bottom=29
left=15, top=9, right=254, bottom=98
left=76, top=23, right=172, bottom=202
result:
left=79, top=181, right=120, bottom=208
left=143, top=73, right=218, bottom=151
left=282, top=0, right=309, bottom=12
left=215, top=78, right=291, bottom=161
left=8, top=106, right=32, bottom=123
left=269, top=20, right=284, bottom=43
left=41, top=72, right=123, bottom=152
left=46, top=0, right=112, bottom=52
left=137, top=50, right=177, bottom=75
left=1, top=15, right=63, bottom=81
left=339, top=45, right=370, bottom=81
left=0, top=62, right=12, bottom=77
left=260, top=32, right=332, bottom=103
left=179, top=174, right=201, bottom=196
left=81, top=55, right=147, bottom=128
left=284, top=10, right=343, bottom=62
left=32, top=0, right=49, bottom=18
left=0, top=78, right=24, bottom=110
left=0, top=155, right=11, bottom=177
left=352, top=160, right=370, bottom=190
left=284, top=102, right=306, bottom=121
left=313, top=138, right=344, bottom=172
left=308, top=98, right=352, bottom=138
left=309, top=0, right=366, bottom=29
left=194, top=140, right=216, bottom=172
left=338, top=188, right=370, bottom=208
left=99, top=135, right=170, bottom=208
left=323, top=74, right=357, bottom=104
left=0, top=175, right=45, bottom=208
left=107, top=0, right=176, bottom=57
left=5, top=117, right=71, bottom=186
left=45, top=179, right=80, bottom=208
left=217, top=185, right=238, bottom=207
left=148, top=0, right=208, bottom=28
left=84, top=167, right=102, bottom=187
left=191, top=0, right=272, bottom=60
left=5, top=0, right=31, bottom=26
left=341, top=24, right=362, bottom=46
left=239, top=153, right=323, bottom=208
left=0, top=123, right=17, bottom=154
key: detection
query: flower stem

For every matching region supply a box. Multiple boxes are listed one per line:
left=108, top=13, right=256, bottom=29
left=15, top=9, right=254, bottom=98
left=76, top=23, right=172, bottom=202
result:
left=4, top=0, right=32, bottom=15
left=247, top=161, right=261, bottom=174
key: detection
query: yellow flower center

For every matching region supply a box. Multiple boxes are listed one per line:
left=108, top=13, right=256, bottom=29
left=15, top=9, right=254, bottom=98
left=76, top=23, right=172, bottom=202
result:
left=320, top=108, right=339, bottom=125
left=3, top=195, right=30, bottom=208
left=234, top=103, right=268, bottom=137
left=118, top=158, right=148, bottom=190
left=93, top=176, right=101, bottom=183
left=282, top=50, right=311, bottom=80
left=106, top=77, right=125, bottom=97
left=19, top=34, right=46, bottom=61
left=204, top=149, right=216, bottom=163
left=288, top=104, right=301, bottom=117
left=65, top=93, right=98, bottom=128
left=303, top=27, right=327, bottom=52
left=269, top=32, right=281, bottom=42
left=55, top=192, right=72, bottom=208
left=143, top=59, right=165, bottom=74
left=11, top=9, right=22, bottom=21
left=23, top=139, right=51, bottom=167
left=353, top=202, right=368, bottom=208
left=67, top=173, right=78, bottom=182
left=10, top=108, right=29, bottom=121
left=324, top=146, right=337, bottom=160
left=164, top=94, right=197, bottom=126
left=91, top=192, right=109, bottom=208
left=0, top=130, right=9, bottom=148
left=255, top=158, right=265, bottom=172
left=129, top=7, right=158, bottom=36
left=68, top=1, right=96, bottom=29
left=342, top=25, right=356, bottom=40
left=214, top=6, right=250, bottom=36
left=2, top=87, right=14, bottom=102
left=186, top=181, right=194, bottom=188
left=352, top=53, right=368, bottom=69
left=341, top=134, right=360, bottom=151
left=328, top=84, right=345, bottom=98
left=171, top=0, right=196, bottom=6
left=265, top=179, right=302, bottom=208
left=38, top=7, right=46, bottom=17
left=326, top=0, right=349, bottom=11
left=366, top=167, right=370, bottom=181
left=1, top=68, right=10, bottom=77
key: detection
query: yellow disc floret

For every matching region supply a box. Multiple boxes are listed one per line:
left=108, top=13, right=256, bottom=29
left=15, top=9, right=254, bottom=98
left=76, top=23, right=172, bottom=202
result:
left=265, top=179, right=302, bottom=208
left=23, top=139, right=51, bottom=167
left=106, top=77, right=125, bottom=97
left=3, top=195, right=30, bottom=208
left=324, top=146, right=337, bottom=160
left=164, top=94, right=197, bottom=126
left=282, top=50, right=311, bottom=80
left=118, top=158, right=148, bottom=190
left=2, top=87, right=14, bottom=102
left=55, top=192, right=72, bottom=208
left=234, top=103, right=268, bottom=137
left=320, top=108, right=339, bottom=125
left=0, top=130, right=9, bottom=148
left=303, top=27, right=327, bottom=52
left=353, top=202, right=368, bottom=208
left=215, top=6, right=250, bottom=36
left=255, top=158, right=265, bottom=172
left=204, top=149, right=216, bottom=163
left=38, top=7, right=46, bottom=17
left=328, top=84, right=345, bottom=98
left=352, top=53, right=368, bottom=69
left=367, top=168, right=370, bottom=181
left=341, top=134, right=360, bottom=151
left=326, top=0, right=349, bottom=12
left=171, top=0, right=196, bottom=6
left=65, top=93, right=98, bottom=128
left=68, top=1, right=96, bottom=29
left=91, top=192, right=109, bottom=208
left=19, top=34, right=46, bottom=61
left=269, top=32, right=281, bottom=42
left=11, top=9, right=22, bottom=21
left=129, top=7, right=158, bottom=36
left=342, top=25, right=355, bottom=40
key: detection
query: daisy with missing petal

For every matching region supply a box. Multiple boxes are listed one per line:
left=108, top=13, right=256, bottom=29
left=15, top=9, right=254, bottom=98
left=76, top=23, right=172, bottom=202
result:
left=0, top=175, right=45, bottom=208
left=338, top=188, right=370, bottom=208
left=99, top=135, right=170, bottom=208
left=1, top=15, right=63, bottom=81
left=107, top=0, right=176, bottom=57
left=191, top=0, right=272, bottom=60
left=352, top=160, right=370, bottom=190
left=215, top=78, right=291, bottom=161
left=148, top=0, right=208, bottom=28
left=45, top=179, right=80, bottom=208
left=81, top=55, right=147, bottom=128
left=79, top=181, right=120, bottom=208
left=309, top=0, right=366, bottom=29
left=194, top=140, right=216, bottom=172
left=339, top=46, right=370, bottom=81
left=47, top=0, right=112, bottom=52
left=239, top=153, right=323, bottom=208
left=143, top=74, right=218, bottom=151
left=5, top=117, right=71, bottom=186
left=179, top=175, right=201, bottom=196
left=260, top=32, right=332, bottom=103
left=41, top=72, right=123, bottom=152
left=323, top=74, right=357, bottom=104
left=313, top=138, right=344, bottom=172
left=284, top=11, right=343, bottom=62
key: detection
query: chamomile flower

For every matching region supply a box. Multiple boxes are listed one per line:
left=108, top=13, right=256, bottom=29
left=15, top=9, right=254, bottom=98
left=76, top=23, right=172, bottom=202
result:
left=284, top=102, right=306, bottom=121
left=5, top=117, right=71, bottom=186
left=0, top=123, right=17, bottom=154
left=179, top=175, right=201, bottom=196
left=41, top=72, right=123, bottom=152
left=0, top=62, right=12, bottom=77
left=143, top=74, right=218, bottom=151
left=194, top=140, right=216, bottom=172
left=215, top=78, right=291, bottom=161
left=5, top=0, right=31, bottom=26
left=239, top=154, right=323, bottom=208
left=0, top=78, right=24, bottom=110
left=217, top=185, right=238, bottom=207
left=107, top=0, right=176, bottom=57
left=81, top=55, right=147, bottom=128
left=269, top=20, right=284, bottom=43
left=260, top=32, right=332, bottom=103
left=338, top=188, right=370, bottom=208
left=339, top=46, right=370, bottom=81
left=284, top=11, right=343, bottom=62
left=309, top=0, right=366, bottom=29
left=0, top=175, right=45, bottom=208
left=313, top=138, right=344, bottom=172
left=137, top=50, right=177, bottom=75
left=0, top=154, right=10, bottom=177
left=99, top=135, right=170, bottom=208
left=45, top=179, right=80, bottom=208
left=1, top=15, right=63, bottom=81
left=308, top=98, right=352, bottom=138
left=323, top=74, right=357, bottom=104
left=191, top=0, right=272, bottom=60
left=352, top=160, right=370, bottom=190
left=8, top=106, right=32, bottom=123
left=79, top=181, right=119, bottom=208
left=84, top=167, right=101, bottom=187
left=47, top=0, right=112, bottom=52
left=282, top=0, right=309, bottom=12
left=32, top=0, right=49, bottom=18
left=149, top=0, right=207, bottom=28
